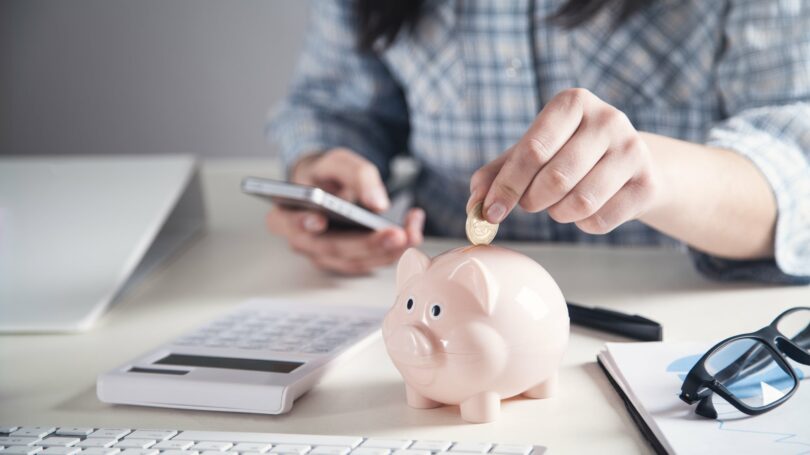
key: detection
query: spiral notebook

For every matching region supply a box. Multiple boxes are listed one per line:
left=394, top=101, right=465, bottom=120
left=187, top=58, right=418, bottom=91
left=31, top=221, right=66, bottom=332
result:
left=597, top=342, right=810, bottom=455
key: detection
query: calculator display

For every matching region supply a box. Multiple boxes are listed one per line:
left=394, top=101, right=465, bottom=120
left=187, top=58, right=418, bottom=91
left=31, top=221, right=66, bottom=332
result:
left=155, top=354, right=303, bottom=373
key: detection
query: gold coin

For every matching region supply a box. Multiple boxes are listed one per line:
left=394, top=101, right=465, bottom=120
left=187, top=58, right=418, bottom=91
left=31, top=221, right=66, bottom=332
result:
left=465, top=202, right=499, bottom=245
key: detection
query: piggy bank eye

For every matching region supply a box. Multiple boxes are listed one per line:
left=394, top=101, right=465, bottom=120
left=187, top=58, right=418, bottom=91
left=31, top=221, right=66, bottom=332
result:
left=430, top=304, right=442, bottom=319
left=406, top=298, right=414, bottom=312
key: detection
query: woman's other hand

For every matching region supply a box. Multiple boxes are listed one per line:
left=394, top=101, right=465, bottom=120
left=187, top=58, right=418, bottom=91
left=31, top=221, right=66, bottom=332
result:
left=267, top=148, right=425, bottom=275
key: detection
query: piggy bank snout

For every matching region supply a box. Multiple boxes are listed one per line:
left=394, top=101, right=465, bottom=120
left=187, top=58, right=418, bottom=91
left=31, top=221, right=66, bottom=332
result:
left=387, top=324, right=438, bottom=367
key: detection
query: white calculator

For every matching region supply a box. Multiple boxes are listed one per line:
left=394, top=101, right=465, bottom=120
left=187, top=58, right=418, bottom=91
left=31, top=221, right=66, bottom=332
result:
left=97, top=298, right=386, bottom=414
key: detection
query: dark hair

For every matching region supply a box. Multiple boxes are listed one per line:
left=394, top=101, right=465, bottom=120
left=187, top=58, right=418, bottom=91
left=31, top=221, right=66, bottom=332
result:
left=356, top=0, right=649, bottom=51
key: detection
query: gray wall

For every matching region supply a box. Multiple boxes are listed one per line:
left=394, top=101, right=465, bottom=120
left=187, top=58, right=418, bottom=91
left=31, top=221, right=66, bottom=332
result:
left=0, top=0, right=310, bottom=157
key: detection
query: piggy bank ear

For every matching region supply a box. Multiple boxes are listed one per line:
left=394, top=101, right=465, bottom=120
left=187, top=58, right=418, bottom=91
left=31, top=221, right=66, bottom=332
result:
left=397, top=248, right=431, bottom=291
left=450, top=257, right=498, bottom=315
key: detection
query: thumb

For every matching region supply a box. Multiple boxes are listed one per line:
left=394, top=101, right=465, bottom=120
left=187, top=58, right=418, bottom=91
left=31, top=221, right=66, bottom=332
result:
left=353, top=166, right=390, bottom=212
left=313, top=150, right=389, bottom=211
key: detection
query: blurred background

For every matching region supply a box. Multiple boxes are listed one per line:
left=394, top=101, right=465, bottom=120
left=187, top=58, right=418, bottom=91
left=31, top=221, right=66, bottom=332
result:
left=0, top=0, right=309, bottom=158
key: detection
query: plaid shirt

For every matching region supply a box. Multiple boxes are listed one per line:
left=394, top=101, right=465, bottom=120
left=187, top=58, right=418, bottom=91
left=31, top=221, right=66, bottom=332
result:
left=268, top=0, right=810, bottom=283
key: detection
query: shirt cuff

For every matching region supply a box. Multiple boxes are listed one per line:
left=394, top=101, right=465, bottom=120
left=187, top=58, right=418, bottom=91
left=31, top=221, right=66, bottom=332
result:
left=690, top=249, right=810, bottom=285
left=704, top=105, right=810, bottom=281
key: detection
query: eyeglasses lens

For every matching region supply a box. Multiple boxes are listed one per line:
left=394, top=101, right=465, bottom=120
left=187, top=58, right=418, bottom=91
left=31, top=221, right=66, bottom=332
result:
left=776, top=308, right=810, bottom=352
left=705, top=337, right=796, bottom=409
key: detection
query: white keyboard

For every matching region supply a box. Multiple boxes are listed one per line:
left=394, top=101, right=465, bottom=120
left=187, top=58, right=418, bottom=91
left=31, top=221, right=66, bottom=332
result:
left=0, top=427, right=545, bottom=455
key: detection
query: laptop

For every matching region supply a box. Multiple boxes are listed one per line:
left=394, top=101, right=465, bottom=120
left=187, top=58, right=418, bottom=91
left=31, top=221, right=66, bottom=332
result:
left=0, top=155, right=205, bottom=332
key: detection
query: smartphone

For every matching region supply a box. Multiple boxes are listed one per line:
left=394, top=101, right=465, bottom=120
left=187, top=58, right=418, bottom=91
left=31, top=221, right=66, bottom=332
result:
left=241, top=177, right=399, bottom=231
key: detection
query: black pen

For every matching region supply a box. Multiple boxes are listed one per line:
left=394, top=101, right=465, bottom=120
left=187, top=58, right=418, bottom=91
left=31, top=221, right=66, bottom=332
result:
left=567, top=301, right=663, bottom=342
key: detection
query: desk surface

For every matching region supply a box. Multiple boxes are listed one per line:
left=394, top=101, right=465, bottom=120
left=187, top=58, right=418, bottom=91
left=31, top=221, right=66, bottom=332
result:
left=2, top=159, right=808, bottom=454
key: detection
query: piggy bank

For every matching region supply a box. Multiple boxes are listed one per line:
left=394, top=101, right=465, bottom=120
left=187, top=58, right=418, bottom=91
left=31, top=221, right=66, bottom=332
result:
left=382, top=245, right=569, bottom=423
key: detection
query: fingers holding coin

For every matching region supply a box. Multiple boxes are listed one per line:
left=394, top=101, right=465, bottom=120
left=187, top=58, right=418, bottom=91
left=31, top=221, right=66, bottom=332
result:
left=465, top=202, right=499, bottom=245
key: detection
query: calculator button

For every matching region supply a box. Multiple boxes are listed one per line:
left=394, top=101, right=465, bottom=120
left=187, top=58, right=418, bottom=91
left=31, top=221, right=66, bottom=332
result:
left=192, top=442, right=232, bottom=451
left=54, top=430, right=94, bottom=438
left=79, top=449, right=121, bottom=455
left=11, top=429, right=55, bottom=439
left=1, top=447, right=43, bottom=455
left=0, top=438, right=39, bottom=447
left=152, top=441, right=194, bottom=450
left=39, top=447, right=80, bottom=455
left=118, top=450, right=158, bottom=455
left=34, top=438, right=80, bottom=447
left=114, top=440, right=156, bottom=449
left=76, top=440, right=117, bottom=448
left=89, top=430, right=131, bottom=440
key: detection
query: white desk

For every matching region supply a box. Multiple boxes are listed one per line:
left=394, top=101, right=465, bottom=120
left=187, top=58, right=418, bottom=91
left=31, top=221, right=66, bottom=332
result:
left=1, top=159, right=808, bottom=454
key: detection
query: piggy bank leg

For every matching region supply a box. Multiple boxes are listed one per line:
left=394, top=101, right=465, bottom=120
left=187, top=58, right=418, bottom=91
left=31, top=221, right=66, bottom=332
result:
left=522, top=372, right=558, bottom=399
left=406, top=385, right=441, bottom=409
left=459, top=391, right=500, bottom=423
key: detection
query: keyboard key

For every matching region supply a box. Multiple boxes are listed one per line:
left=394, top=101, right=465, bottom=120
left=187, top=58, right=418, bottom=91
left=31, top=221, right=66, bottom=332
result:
left=192, top=442, right=232, bottom=451
left=118, top=450, right=158, bottom=455
left=34, top=438, right=80, bottom=447
left=125, top=432, right=177, bottom=442
left=114, top=440, right=156, bottom=449
left=491, top=445, right=532, bottom=455
left=232, top=443, right=272, bottom=453
left=79, top=449, right=121, bottom=455
left=348, top=450, right=390, bottom=455
left=0, top=428, right=20, bottom=435
left=448, top=443, right=492, bottom=454
left=54, top=429, right=94, bottom=438
left=309, top=446, right=351, bottom=455
left=160, top=451, right=198, bottom=455
left=0, top=439, right=39, bottom=447
left=39, top=448, right=80, bottom=455
left=269, top=445, right=310, bottom=454
left=178, top=433, right=362, bottom=448
left=359, top=441, right=412, bottom=450
left=0, top=446, right=42, bottom=455
left=11, top=429, right=55, bottom=439
left=90, top=430, right=131, bottom=440
left=201, top=451, right=233, bottom=455
left=408, top=442, right=452, bottom=452
left=392, top=451, right=429, bottom=455
left=152, top=441, right=194, bottom=450
left=76, top=440, right=117, bottom=448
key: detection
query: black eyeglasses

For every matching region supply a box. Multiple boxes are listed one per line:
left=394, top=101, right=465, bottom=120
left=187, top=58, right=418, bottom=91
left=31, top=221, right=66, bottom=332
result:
left=679, top=307, right=810, bottom=419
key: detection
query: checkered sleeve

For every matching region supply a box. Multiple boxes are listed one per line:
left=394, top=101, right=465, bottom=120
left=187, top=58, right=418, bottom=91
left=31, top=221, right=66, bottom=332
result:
left=695, top=0, right=810, bottom=283
left=266, top=0, right=409, bottom=179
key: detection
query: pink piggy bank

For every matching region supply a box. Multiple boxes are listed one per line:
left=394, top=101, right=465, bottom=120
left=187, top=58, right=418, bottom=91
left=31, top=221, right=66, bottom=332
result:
left=382, top=245, right=569, bottom=423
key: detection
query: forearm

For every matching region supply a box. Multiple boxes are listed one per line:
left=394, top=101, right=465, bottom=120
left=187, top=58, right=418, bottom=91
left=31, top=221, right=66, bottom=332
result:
left=639, top=132, right=776, bottom=260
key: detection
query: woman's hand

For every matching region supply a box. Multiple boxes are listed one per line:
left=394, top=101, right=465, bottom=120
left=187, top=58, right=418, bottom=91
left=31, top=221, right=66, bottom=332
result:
left=267, top=148, right=425, bottom=275
left=468, top=88, right=665, bottom=235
